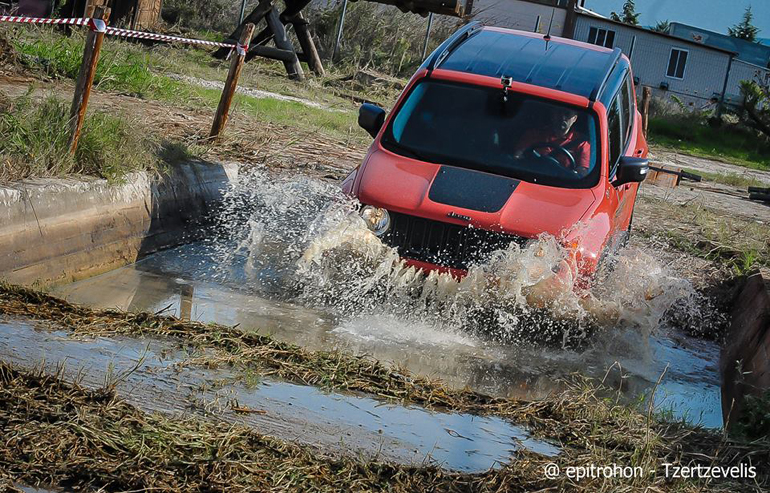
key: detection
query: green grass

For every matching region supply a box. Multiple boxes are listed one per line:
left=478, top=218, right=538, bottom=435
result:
left=636, top=195, right=770, bottom=275
left=649, top=116, right=770, bottom=171
left=0, top=91, right=157, bottom=182
left=6, top=25, right=363, bottom=140
left=680, top=167, right=767, bottom=188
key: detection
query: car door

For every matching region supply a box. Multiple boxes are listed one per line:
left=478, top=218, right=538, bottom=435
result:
left=606, top=91, right=625, bottom=240
left=610, top=75, right=636, bottom=233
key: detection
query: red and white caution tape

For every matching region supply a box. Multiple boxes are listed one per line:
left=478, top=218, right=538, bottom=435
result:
left=103, top=26, right=244, bottom=52
left=0, top=15, right=91, bottom=27
left=0, top=15, right=247, bottom=54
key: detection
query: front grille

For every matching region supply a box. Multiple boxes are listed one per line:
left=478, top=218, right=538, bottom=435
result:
left=381, top=211, right=526, bottom=270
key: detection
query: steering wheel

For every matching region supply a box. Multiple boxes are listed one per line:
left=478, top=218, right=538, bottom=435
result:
left=524, top=142, right=576, bottom=169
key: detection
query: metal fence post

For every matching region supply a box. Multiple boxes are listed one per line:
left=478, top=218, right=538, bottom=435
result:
left=333, top=0, right=348, bottom=61
left=238, top=0, right=248, bottom=25
left=421, top=13, right=434, bottom=60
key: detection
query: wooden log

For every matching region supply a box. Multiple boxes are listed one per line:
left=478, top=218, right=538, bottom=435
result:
left=68, top=6, right=109, bottom=156
left=363, top=0, right=463, bottom=17
left=247, top=45, right=298, bottom=63
left=213, top=0, right=273, bottom=59
left=210, top=23, right=256, bottom=139
left=291, top=12, right=325, bottom=76
left=641, top=86, right=651, bottom=138
left=278, top=0, right=313, bottom=23
left=250, top=0, right=312, bottom=48
left=749, top=192, right=770, bottom=202
left=265, top=8, right=304, bottom=80
left=748, top=186, right=770, bottom=194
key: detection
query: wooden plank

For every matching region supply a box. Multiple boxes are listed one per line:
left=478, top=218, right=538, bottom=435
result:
left=210, top=23, right=256, bottom=139
left=641, top=86, right=651, bottom=138
left=646, top=165, right=680, bottom=188
left=68, top=6, right=109, bottom=156
left=265, top=8, right=304, bottom=80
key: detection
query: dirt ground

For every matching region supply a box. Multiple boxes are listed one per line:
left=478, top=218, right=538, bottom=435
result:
left=2, top=74, right=769, bottom=293
left=2, top=69, right=770, bottom=492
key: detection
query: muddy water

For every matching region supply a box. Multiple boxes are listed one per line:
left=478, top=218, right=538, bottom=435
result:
left=50, top=169, right=725, bottom=429
left=0, top=317, right=559, bottom=471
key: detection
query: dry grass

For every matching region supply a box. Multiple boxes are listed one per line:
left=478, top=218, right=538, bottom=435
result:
left=634, top=194, right=770, bottom=275
left=0, top=283, right=768, bottom=491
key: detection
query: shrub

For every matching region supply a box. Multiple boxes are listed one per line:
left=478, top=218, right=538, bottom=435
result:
left=0, top=91, right=155, bottom=182
left=161, top=0, right=256, bottom=34
left=306, top=2, right=461, bottom=78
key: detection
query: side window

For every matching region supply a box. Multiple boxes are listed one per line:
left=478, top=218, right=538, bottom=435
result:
left=666, top=48, right=688, bottom=79
left=588, top=27, right=616, bottom=48
left=607, top=96, right=623, bottom=175
left=619, top=76, right=633, bottom=148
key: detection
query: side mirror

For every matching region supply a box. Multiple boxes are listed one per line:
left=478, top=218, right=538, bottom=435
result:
left=613, top=157, right=649, bottom=186
left=358, top=103, right=386, bottom=138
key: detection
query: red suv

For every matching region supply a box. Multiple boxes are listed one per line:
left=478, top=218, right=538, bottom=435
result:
left=342, top=24, right=649, bottom=287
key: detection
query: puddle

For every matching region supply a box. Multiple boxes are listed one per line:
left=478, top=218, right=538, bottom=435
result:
left=48, top=170, right=726, bottom=429
left=0, top=317, right=559, bottom=472
left=51, top=241, right=725, bottom=428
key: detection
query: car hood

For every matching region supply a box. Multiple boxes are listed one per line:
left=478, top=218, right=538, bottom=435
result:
left=356, top=149, right=598, bottom=238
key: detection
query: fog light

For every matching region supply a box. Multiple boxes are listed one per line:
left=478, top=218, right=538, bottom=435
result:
left=361, top=205, right=390, bottom=236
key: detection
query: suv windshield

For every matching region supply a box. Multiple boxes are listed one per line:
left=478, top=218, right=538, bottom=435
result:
left=381, top=80, right=600, bottom=188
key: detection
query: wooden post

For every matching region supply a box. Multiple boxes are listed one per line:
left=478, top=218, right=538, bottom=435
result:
left=68, top=6, right=109, bottom=156
left=210, top=23, right=256, bottom=139
left=291, top=13, right=325, bottom=76
left=641, top=86, right=651, bottom=138
left=265, top=8, right=304, bottom=80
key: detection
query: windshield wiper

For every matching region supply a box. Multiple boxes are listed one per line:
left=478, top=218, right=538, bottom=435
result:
left=385, top=140, right=438, bottom=164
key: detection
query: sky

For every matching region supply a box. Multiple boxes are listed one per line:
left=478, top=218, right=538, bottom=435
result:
left=582, top=0, right=770, bottom=38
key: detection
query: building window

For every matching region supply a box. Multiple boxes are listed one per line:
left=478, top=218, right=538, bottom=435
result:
left=588, top=27, right=616, bottom=48
left=666, top=48, right=688, bottom=79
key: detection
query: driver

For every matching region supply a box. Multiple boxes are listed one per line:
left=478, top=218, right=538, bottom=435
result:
left=515, top=107, right=591, bottom=176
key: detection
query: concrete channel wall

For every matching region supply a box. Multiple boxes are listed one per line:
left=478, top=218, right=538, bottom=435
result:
left=0, top=162, right=238, bottom=287
left=721, top=273, right=770, bottom=428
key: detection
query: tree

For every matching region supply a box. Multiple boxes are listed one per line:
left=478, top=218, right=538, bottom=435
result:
left=740, top=79, right=770, bottom=139
left=651, top=20, right=670, bottom=33
left=728, top=6, right=759, bottom=42
left=610, top=0, right=640, bottom=26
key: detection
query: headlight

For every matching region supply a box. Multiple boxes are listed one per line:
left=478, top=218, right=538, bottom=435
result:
left=360, top=205, right=391, bottom=236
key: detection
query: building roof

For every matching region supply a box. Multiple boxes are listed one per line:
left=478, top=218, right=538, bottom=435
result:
left=438, top=27, right=624, bottom=100
left=575, top=13, right=737, bottom=56
left=669, top=22, right=770, bottom=67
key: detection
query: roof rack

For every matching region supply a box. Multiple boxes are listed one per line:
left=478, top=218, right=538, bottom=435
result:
left=588, top=47, right=622, bottom=101
left=425, top=21, right=483, bottom=72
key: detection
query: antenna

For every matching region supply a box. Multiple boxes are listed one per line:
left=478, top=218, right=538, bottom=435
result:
left=544, top=9, right=555, bottom=41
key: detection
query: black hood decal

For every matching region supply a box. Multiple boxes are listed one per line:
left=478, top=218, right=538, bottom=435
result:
left=428, top=166, right=519, bottom=213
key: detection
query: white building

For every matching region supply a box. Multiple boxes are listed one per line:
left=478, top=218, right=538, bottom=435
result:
left=469, top=0, right=770, bottom=110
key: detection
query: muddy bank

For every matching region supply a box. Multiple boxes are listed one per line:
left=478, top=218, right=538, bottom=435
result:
left=0, top=162, right=237, bottom=286
left=0, top=288, right=767, bottom=491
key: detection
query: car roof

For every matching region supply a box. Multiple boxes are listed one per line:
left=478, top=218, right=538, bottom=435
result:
left=436, top=26, right=629, bottom=101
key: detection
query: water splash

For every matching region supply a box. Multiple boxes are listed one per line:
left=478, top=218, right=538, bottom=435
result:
left=210, top=168, right=708, bottom=346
